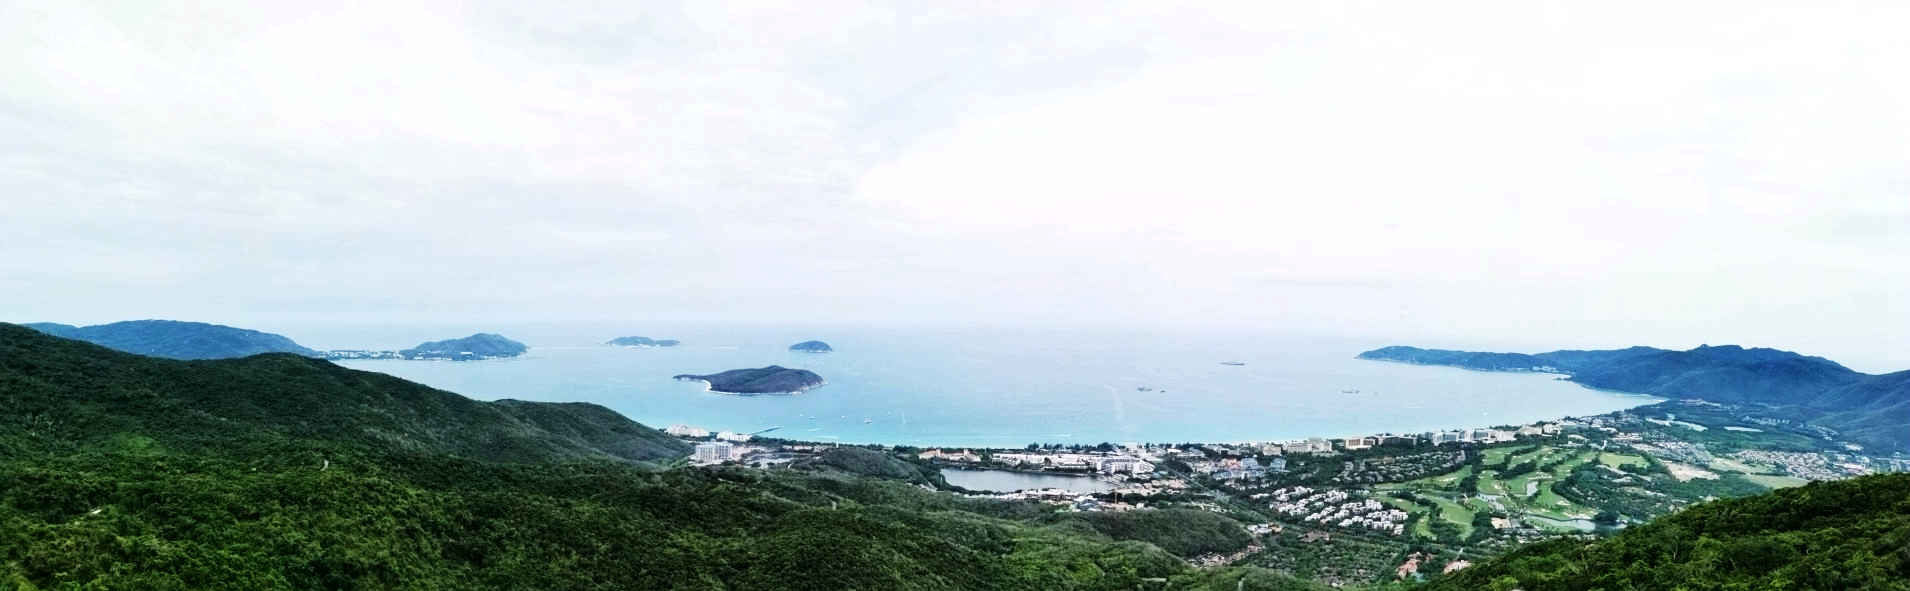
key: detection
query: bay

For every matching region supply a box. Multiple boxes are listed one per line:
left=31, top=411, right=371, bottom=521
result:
left=331, top=325, right=1658, bottom=448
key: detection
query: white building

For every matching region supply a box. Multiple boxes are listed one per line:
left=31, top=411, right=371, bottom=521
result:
left=667, top=424, right=710, bottom=438
left=716, top=431, right=753, bottom=442
left=694, top=441, right=734, bottom=463
left=1098, top=456, right=1156, bottom=475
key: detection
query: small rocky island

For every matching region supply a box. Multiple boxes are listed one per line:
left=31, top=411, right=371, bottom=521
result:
left=674, top=366, right=825, bottom=394
left=788, top=340, right=833, bottom=353
left=399, top=333, right=528, bottom=360
left=607, top=336, right=680, bottom=347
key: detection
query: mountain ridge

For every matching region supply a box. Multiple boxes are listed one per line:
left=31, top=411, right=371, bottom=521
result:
left=1358, top=344, right=1906, bottom=452
left=20, top=319, right=319, bottom=359
left=0, top=323, right=684, bottom=464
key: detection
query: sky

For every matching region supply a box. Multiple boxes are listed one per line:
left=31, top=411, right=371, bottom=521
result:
left=2, top=1, right=1905, bottom=371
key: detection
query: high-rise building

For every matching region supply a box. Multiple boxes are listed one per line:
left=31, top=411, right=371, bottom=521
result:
left=694, top=441, right=734, bottom=463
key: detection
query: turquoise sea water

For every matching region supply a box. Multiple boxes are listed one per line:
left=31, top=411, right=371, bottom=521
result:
left=331, top=325, right=1657, bottom=448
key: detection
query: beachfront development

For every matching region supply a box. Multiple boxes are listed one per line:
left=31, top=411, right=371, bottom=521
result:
left=663, top=398, right=1909, bottom=583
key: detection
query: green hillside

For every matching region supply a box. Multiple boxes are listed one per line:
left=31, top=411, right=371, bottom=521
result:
left=22, top=320, right=320, bottom=360
left=1426, top=472, right=1910, bottom=590
left=0, top=324, right=1326, bottom=590
left=0, top=323, right=686, bottom=464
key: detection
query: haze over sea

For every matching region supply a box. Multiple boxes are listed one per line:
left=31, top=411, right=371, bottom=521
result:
left=316, top=323, right=1658, bottom=448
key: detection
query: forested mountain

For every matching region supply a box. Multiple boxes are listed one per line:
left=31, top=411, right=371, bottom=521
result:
left=1427, top=473, right=1910, bottom=590
left=0, top=324, right=1326, bottom=590
left=0, top=323, right=684, bottom=464
left=21, top=319, right=319, bottom=359
left=1359, top=344, right=1907, bottom=452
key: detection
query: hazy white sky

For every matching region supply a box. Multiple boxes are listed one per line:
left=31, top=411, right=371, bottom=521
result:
left=3, top=1, right=1905, bottom=369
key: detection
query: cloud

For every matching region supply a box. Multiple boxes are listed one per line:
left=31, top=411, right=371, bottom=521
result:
left=0, top=1, right=1904, bottom=369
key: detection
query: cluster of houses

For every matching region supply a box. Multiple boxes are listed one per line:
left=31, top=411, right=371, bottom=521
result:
left=1331, top=450, right=1469, bottom=484
left=666, top=424, right=755, bottom=443
left=1211, top=422, right=1567, bottom=460
left=673, top=424, right=764, bottom=465
left=1263, top=487, right=1407, bottom=536
left=916, top=449, right=1157, bottom=475
left=1188, top=456, right=1287, bottom=480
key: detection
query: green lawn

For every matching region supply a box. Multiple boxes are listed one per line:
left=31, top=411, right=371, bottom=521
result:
left=1473, top=451, right=1600, bottom=521
left=1378, top=464, right=1473, bottom=492
left=1476, top=469, right=1506, bottom=496
left=1508, top=446, right=1553, bottom=466
left=1739, top=473, right=1810, bottom=489
left=1503, top=472, right=1549, bottom=499
left=1597, top=452, right=1647, bottom=469
left=1548, top=451, right=1595, bottom=477
left=1380, top=497, right=1437, bottom=539
left=1381, top=493, right=1478, bottom=540
left=1483, top=446, right=1535, bottom=465
left=1706, top=456, right=1770, bottom=474
left=1425, top=495, right=1477, bottom=538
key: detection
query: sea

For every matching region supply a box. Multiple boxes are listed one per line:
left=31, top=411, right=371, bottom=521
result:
left=318, top=324, right=1659, bottom=448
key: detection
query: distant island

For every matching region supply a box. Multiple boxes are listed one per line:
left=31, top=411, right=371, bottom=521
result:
left=23, top=320, right=319, bottom=360
left=607, top=336, right=680, bottom=348
left=1357, top=344, right=1906, bottom=453
left=398, top=333, right=528, bottom=360
left=674, top=365, right=825, bottom=394
left=788, top=340, right=833, bottom=353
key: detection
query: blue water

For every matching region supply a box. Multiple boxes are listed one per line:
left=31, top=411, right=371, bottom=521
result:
left=332, top=325, right=1657, bottom=448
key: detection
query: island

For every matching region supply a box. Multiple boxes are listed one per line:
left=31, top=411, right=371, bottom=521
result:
left=788, top=340, right=833, bottom=353
left=607, top=336, right=680, bottom=347
left=674, top=365, right=825, bottom=394
left=399, top=333, right=528, bottom=360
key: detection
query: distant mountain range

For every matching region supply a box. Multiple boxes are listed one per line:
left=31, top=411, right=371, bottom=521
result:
left=400, top=333, right=528, bottom=360
left=23, top=320, right=319, bottom=360
left=1359, top=344, right=1908, bottom=452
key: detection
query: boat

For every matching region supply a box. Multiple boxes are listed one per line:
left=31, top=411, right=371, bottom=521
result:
left=862, top=418, right=873, bottom=424
left=1220, top=361, right=1246, bottom=366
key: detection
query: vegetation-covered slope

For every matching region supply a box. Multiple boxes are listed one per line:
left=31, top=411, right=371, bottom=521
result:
left=0, top=323, right=685, bottom=464
left=1427, top=473, right=1910, bottom=590
left=0, top=324, right=1325, bottom=590
left=22, top=319, right=319, bottom=359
